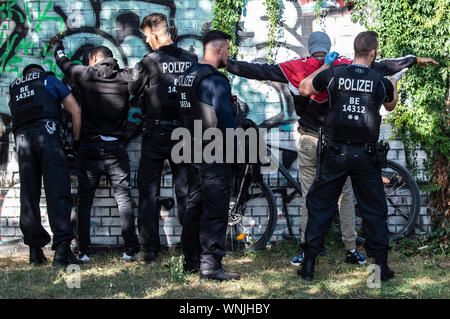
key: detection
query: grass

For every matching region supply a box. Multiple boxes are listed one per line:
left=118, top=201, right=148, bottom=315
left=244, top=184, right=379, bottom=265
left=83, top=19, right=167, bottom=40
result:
left=0, top=240, right=448, bottom=299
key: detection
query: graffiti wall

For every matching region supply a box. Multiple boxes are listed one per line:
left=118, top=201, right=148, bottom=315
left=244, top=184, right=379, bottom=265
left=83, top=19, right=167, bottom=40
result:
left=0, top=0, right=430, bottom=245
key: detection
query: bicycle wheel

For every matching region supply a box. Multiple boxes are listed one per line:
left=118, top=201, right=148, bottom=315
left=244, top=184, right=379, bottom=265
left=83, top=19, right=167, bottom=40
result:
left=355, top=160, right=421, bottom=243
left=226, top=178, right=277, bottom=251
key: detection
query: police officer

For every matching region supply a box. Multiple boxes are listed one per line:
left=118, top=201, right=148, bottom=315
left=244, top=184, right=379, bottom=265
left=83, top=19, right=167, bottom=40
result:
left=177, top=30, right=240, bottom=281
left=129, top=13, right=198, bottom=263
left=298, top=31, right=401, bottom=281
left=9, top=64, right=82, bottom=266
left=225, top=33, right=438, bottom=267
left=52, top=41, right=140, bottom=262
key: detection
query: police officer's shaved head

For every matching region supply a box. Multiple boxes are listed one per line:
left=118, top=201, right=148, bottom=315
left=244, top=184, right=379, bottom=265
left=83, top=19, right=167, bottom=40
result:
left=202, top=30, right=232, bottom=49
left=22, top=64, right=45, bottom=75
left=354, top=31, right=379, bottom=58
left=140, top=13, right=169, bottom=34
left=202, top=30, right=232, bottom=69
left=91, top=46, right=113, bottom=60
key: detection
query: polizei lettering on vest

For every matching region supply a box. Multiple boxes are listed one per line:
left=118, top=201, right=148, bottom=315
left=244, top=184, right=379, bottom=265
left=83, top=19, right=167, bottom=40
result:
left=338, top=78, right=373, bottom=93
left=12, top=72, right=40, bottom=87
left=177, top=74, right=196, bottom=87
left=162, top=61, right=192, bottom=74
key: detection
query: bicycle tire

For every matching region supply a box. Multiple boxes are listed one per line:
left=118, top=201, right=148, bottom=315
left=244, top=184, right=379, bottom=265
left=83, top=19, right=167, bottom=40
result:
left=356, top=160, right=421, bottom=244
left=226, top=179, right=277, bottom=251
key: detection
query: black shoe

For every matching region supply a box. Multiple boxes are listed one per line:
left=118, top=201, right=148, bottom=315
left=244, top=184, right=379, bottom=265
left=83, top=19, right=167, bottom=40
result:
left=374, top=254, right=395, bottom=281
left=199, top=268, right=240, bottom=281
left=129, top=251, right=156, bottom=264
left=298, top=254, right=316, bottom=281
left=52, top=242, right=84, bottom=267
left=29, top=247, right=47, bottom=266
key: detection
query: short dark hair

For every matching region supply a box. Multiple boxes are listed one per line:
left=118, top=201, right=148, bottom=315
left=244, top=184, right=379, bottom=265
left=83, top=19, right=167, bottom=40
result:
left=140, top=13, right=168, bottom=32
left=202, top=30, right=232, bottom=47
left=354, top=31, right=379, bottom=57
left=91, top=46, right=113, bottom=59
left=22, top=64, right=45, bottom=75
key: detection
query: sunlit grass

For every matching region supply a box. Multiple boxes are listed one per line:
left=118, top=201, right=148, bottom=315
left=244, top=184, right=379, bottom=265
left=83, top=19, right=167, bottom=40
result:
left=0, top=242, right=448, bottom=299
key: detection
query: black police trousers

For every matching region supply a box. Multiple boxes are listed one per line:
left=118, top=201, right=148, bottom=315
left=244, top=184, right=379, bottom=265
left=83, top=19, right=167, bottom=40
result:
left=76, top=139, right=138, bottom=253
left=137, top=125, right=189, bottom=254
left=304, top=142, right=389, bottom=258
left=181, top=163, right=231, bottom=271
left=15, top=120, right=74, bottom=249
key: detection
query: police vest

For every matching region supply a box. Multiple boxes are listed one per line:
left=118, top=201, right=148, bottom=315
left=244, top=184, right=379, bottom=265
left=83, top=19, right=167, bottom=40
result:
left=142, top=45, right=197, bottom=121
left=177, top=64, right=231, bottom=136
left=325, top=64, right=384, bottom=143
left=9, top=71, right=60, bottom=133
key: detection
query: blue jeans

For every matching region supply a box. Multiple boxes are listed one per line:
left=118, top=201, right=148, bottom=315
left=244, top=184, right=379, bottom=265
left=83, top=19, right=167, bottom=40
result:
left=76, top=139, right=138, bottom=253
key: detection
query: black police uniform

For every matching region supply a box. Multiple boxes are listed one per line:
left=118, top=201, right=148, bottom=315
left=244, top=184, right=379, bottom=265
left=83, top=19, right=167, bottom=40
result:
left=9, top=71, right=74, bottom=250
left=54, top=43, right=139, bottom=256
left=131, top=44, right=197, bottom=257
left=303, top=63, right=395, bottom=258
left=177, top=63, right=236, bottom=271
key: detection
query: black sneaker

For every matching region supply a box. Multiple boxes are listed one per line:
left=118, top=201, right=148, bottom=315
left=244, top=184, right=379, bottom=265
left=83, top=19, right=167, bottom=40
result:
left=345, top=250, right=367, bottom=265
left=199, top=268, right=240, bottom=281
left=129, top=251, right=156, bottom=264
left=29, top=247, right=47, bottom=266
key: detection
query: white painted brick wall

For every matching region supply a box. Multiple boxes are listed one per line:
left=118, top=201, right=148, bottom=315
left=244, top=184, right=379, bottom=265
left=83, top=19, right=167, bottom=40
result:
left=0, top=0, right=435, bottom=248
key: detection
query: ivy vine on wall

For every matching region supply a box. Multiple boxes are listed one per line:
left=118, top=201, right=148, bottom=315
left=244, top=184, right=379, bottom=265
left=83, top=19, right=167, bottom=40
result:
left=210, top=0, right=244, bottom=56
left=210, top=0, right=283, bottom=61
left=264, top=0, right=283, bottom=62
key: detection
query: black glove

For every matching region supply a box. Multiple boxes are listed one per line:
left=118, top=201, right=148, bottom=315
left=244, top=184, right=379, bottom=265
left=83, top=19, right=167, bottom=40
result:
left=53, top=39, right=64, bottom=52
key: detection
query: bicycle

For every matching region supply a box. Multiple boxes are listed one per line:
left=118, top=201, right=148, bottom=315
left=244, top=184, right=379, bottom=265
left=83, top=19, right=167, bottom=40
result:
left=226, top=119, right=421, bottom=251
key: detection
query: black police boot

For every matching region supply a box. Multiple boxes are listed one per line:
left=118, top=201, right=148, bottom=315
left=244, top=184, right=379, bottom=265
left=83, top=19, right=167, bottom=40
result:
left=184, top=260, right=200, bottom=274
left=374, top=253, right=394, bottom=281
left=297, top=254, right=316, bottom=281
left=199, top=268, right=240, bottom=281
left=29, top=246, right=47, bottom=266
left=52, top=242, right=83, bottom=267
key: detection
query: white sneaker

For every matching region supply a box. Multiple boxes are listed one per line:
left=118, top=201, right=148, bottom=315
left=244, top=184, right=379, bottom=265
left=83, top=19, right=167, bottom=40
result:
left=122, top=252, right=133, bottom=261
left=79, top=254, right=90, bottom=262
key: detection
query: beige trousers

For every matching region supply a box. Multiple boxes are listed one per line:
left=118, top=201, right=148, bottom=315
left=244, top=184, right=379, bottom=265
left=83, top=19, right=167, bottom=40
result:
left=297, top=132, right=357, bottom=250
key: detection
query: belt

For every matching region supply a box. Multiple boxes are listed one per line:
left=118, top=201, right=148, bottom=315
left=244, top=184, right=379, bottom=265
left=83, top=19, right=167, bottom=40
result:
left=147, top=119, right=183, bottom=126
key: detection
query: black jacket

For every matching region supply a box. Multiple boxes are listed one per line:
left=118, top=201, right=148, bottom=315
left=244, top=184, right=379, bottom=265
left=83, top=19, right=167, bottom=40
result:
left=130, top=44, right=198, bottom=121
left=54, top=42, right=134, bottom=141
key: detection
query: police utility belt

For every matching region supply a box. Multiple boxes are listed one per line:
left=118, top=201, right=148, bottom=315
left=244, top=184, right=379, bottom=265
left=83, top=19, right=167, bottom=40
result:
left=142, top=118, right=183, bottom=133
left=323, top=139, right=390, bottom=168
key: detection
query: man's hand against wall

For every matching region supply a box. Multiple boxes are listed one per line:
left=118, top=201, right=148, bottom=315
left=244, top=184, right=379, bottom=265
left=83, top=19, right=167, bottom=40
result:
left=416, top=57, right=439, bottom=66
left=48, top=32, right=63, bottom=51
